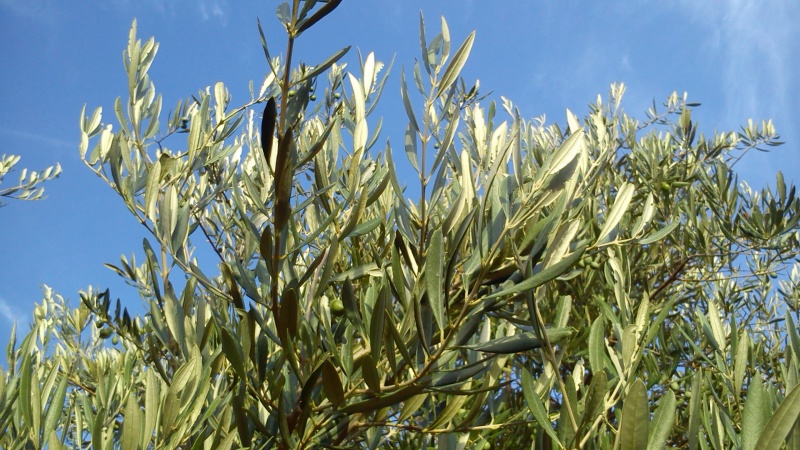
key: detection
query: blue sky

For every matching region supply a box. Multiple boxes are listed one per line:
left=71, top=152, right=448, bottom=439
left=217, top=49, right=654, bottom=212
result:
left=1, top=0, right=798, bottom=350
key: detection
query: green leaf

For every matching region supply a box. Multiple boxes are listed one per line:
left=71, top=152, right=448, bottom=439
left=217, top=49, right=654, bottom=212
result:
left=341, top=278, right=364, bottom=332
left=294, top=0, right=343, bottom=35
left=687, top=370, right=702, bottom=450
left=144, top=158, right=161, bottom=222
left=330, top=262, right=380, bottom=283
left=582, top=370, right=608, bottom=431
left=588, top=316, right=605, bottom=372
left=404, top=123, right=419, bottom=173
left=43, top=372, right=68, bottom=448
left=256, top=19, right=279, bottom=79
left=742, top=374, right=767, bottom=450
left=370, top=285, right=387, bottom=362
left=321, top=360, right=345, bottom=407
left=296, top=46, right=350, bottom=85
left=647, top=389, right=676, bottom=450
left=418, top=12, right=430, bottom=74
left=541, top=129, right=584, bottom=191
left=734, top=330, right=750, bottom=401
left=122, top=396, right=143, bottom=450
left=399, top=394, right=428, bottom=422
left=521, top=366, right=562, bottom=446
left=436, top=31, right=476, bottom=99
left=620, top=379, right=649, bottom=450
left=400, top=71, right=419, bottom=133
left=426, top=227, right=445, bottom=333
left=754, top=379, right=800, bottom=450
left=342, top=384, right=423, bottom=414
left=427, top=360, right=490, bottom=388
left=19, top=345, right=33, bottom=435
left=457, top=328, right=573, bottom=353
left=486, top=245, right=585, bottom=300
left=220, top=327, right=245, bottom=380
left=360, top=355, right=381, bottom=393
left=597, top=182, right=634, bottom=245
left=338, top=187, right=368, bottom=240
left=638, top=220, right=679, bottom=245
left=427, top=394, right=468, bottom=431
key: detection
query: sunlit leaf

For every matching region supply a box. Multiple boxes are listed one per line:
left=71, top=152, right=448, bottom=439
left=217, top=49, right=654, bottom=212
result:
left=620, top=379, right=649, bottom=450
left=754, top=381, right=800, bottom=450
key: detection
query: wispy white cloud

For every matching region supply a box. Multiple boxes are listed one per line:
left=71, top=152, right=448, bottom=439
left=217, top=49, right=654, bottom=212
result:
left=0, top=127, right=75, bottom=151
left=199, top=0, right=227, bottom=25
left=0, top=0, right=57, bottom=22
left=678, top=0, right=798, bottom=125
left=0, top=296, right=29, bottom=328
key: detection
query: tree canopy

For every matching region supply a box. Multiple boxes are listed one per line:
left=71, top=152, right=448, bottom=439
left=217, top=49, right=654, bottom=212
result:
left=2, top=2, right=800, bottom=449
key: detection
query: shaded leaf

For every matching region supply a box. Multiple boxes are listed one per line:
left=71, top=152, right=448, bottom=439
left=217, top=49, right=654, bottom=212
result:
left=457, top=328, right=573, bottom=353
left=486, top=246, right=585, bottom=300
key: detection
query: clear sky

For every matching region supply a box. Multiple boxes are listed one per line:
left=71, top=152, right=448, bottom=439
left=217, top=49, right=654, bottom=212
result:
left=1, top=0, right=798, bottom=350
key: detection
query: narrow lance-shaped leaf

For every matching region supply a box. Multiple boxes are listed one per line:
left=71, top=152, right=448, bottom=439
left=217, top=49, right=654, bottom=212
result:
left=370, top=285, right=387, bottom=362
left=521, top=365, right=563, bottom=447
left=597, top=182, right=635, bottom=245
left=582, top=370, right=608, bottom=431
left=742, top=374, right=767, bottom=450
left=321, top=360, right=345, bottom=407
left=220, top=328, right=245, bottom=380
left=486, top=245, right=586, bottom=300
left=294, top=0, right=343, bottom=35
left=341, top=278, right=363, bottom=332
left=588, top=316, right=605, bottom=373
left=436, top=31, right=476, bottom=99
left=256, top=19, right=279, bottom=79
left=457, top=328, right=574, bottom=353
left=754, top=381, right=800, bottom=450
left=121, top=395, right=142, bottom=450
left=43, top=373, right=68, bottom=448
left=425, top=227, right=445, bottom=333
left=647, top=389, right=676, bottom=450
left=620, top=379, right=649, bottom=450
left=297, top=46, right=351, bottom=86
left=400, top=70, right=420, bottom=133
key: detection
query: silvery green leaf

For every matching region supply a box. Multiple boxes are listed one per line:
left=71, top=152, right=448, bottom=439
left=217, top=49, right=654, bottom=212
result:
left=437, top=31, right=475, bottom=99
left=597, top=182, right=635, bottom=245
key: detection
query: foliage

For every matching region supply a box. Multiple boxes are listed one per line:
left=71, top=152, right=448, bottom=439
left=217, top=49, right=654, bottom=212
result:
left=0, top=154, right=61, bottom=206
left=3, top=1, right=800, bottom=449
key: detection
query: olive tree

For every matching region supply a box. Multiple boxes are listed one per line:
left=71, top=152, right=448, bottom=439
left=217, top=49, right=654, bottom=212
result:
left=2, top=1, right=800, bottom=449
